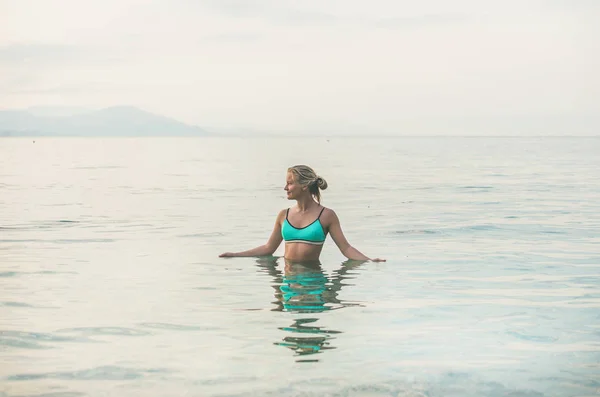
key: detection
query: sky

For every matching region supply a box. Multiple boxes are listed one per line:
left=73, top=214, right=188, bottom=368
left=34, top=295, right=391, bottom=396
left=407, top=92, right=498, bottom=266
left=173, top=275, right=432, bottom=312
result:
left=1, top=0, right=598, bottom=135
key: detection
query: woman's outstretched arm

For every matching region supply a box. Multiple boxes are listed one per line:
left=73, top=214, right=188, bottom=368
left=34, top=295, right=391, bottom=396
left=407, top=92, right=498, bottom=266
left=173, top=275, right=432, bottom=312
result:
left=325, top=209, right=386, bottom=262
left=219, top=210, right=285, bottom=258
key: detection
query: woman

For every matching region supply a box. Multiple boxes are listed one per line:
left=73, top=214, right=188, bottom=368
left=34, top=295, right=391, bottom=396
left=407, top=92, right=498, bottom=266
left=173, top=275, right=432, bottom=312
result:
left=219, top=165, right=386, bottom=262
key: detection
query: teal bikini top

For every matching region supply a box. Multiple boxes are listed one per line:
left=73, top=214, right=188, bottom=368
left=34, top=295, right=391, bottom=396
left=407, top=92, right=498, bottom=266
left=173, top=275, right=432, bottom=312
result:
left=281, top=207, right=326, bottom=245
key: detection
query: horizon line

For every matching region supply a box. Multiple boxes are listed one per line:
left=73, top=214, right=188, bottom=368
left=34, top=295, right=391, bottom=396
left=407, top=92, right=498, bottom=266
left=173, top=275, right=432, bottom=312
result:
left=2, top=134, right=598, bottom=138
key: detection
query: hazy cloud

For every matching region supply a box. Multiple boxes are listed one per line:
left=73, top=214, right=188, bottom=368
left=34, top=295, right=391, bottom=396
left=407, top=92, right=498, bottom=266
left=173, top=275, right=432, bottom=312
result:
left=198, top=0, right=339, bottom=25
left=0, top=0, right=598, bottom=135
left=0, top=44, right=81, bottom=63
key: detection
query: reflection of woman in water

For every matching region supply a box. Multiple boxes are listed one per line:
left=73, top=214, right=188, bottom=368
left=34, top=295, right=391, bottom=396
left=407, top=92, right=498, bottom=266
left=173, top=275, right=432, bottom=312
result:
left=220, top=165, right=385, bottom=262
left=275, top=259, right=363, bottom=313
left=255, top=256, right=365, bottom=359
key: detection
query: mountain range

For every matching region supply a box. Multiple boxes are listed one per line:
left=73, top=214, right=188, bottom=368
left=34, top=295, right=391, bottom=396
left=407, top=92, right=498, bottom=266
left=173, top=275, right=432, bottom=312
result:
left=0, top=106, right=210, bottom=136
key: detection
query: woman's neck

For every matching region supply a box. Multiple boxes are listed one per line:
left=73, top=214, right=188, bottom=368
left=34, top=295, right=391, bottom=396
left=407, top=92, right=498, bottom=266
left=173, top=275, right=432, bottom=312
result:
left=295, top=196, right=318, bottom=212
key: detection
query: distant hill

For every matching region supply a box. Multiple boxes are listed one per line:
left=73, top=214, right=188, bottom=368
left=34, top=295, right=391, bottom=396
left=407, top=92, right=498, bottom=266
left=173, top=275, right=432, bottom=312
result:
left=0, top=106, right=210, bottom=136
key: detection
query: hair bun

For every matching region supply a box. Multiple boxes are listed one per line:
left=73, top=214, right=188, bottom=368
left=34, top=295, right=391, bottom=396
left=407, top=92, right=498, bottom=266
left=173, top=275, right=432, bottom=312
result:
left=316, top=176, right=328, bottom=190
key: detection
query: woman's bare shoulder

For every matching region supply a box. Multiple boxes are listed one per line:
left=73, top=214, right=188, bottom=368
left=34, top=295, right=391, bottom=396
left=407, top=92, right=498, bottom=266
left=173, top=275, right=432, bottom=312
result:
left=276, top=208, right=288, bottom=220
left=320, top=207, right=338, bottom=224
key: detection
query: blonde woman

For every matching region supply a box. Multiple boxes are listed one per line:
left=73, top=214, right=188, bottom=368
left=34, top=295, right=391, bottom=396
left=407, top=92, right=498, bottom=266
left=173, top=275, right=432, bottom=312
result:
left=219, top=165, right=386, bottom=262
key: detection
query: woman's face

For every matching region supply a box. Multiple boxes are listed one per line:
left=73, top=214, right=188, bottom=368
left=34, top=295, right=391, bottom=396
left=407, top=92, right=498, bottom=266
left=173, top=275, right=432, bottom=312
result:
left=284, top=172, right=304, bottom=200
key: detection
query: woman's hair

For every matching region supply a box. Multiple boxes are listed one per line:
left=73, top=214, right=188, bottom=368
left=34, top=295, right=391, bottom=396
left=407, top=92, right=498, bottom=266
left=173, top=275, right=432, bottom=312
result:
left=287, top=165, right=328, bottom=203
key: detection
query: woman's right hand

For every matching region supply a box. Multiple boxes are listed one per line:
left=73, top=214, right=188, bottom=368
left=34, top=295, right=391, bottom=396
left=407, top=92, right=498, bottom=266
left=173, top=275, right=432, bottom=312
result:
left=219, top=252, right=236, bottom=258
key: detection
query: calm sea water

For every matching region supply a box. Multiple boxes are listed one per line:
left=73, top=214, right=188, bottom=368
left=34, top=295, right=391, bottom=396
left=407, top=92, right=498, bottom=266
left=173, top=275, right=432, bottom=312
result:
left=1, top=137, right=599, bottom=397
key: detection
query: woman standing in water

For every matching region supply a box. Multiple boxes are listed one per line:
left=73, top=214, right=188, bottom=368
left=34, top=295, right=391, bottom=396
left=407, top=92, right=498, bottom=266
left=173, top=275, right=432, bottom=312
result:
left=219, top=165, right=385, bottom=262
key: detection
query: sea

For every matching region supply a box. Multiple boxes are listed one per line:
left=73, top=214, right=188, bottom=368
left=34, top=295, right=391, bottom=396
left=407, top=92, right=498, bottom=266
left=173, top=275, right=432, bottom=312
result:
left=1, top=136, right=599, bottom=397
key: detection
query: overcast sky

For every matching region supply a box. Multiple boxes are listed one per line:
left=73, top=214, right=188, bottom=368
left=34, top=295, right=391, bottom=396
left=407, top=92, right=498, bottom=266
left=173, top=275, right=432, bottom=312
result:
left=1, top=0, right=598, bottom=135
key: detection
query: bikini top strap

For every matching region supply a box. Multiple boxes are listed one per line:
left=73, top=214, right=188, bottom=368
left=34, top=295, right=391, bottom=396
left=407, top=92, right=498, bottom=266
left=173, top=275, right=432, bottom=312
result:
left=317, top=207, right=326, bottom=219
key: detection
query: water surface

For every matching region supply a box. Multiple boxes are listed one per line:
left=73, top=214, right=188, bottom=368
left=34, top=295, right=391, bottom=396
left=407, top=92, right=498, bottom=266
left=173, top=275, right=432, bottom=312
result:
left=1, top=137, right=599, bottom=396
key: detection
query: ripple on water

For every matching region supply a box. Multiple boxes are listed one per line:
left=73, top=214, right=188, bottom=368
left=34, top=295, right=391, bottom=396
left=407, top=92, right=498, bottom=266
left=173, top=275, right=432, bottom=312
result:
left=393, top=229, right=438, bottom=235
left=137, top=322, right=207, bottom=331
left=2, top=392, right=86, bottom=397
left=0, top=331, right=96, bottom=350
left=176, top=232, right=225, bottom=238
left=0, top=338, right=52, bottom=350
left=207, top=372, right=551, bottom=397
left=0, top=301, right=38, bottom=308
left=5, top=366, right=168, bottom=381
left=0, top=271, right=78, bottom=278
left=55, top=327, right=151, bottom=337
left=52, top=239, right=116, bottom=244
left=506, top=330, right=559, bottom=343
